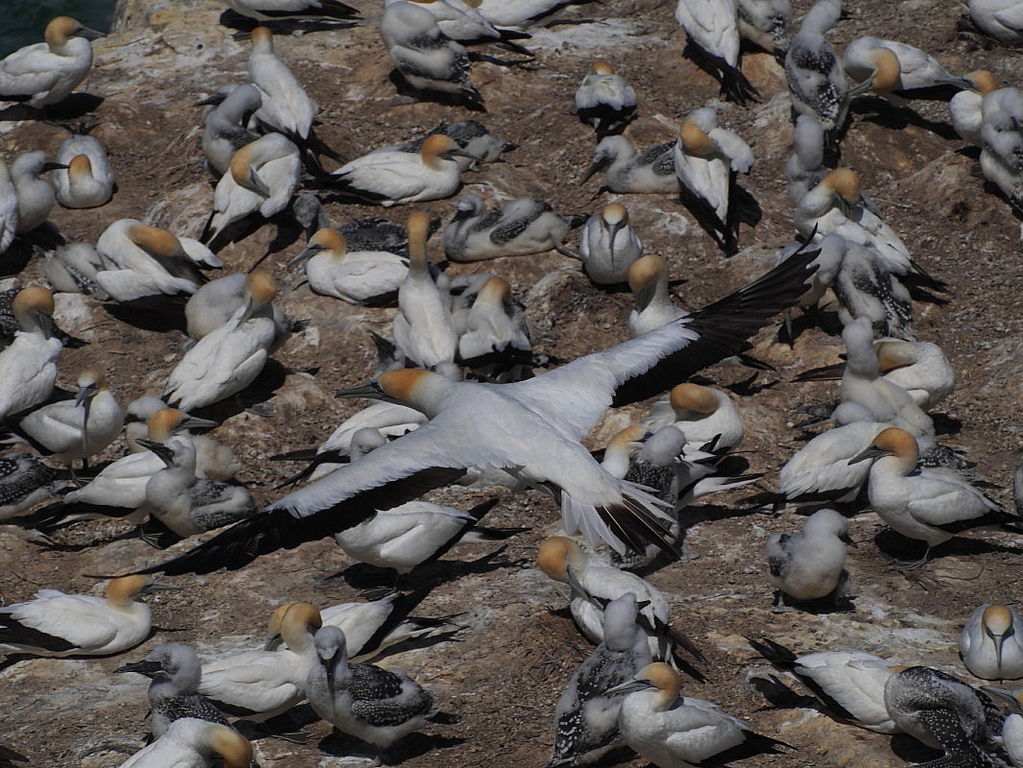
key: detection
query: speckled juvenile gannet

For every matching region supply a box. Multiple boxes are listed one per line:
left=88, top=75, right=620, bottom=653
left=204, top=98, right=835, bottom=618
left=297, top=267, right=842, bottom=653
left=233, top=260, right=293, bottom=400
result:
left=198, top=602, right=321, bottom=721
left=0, top=287, right=62, bottom=421
left=0, top=16, right=103, bottom=109
left=736, top=0, right=790, bottom=54
left=116, top=717, right=252, bottom=768
left=380, top=1, right=485, bottom=109
left=831, top=242, right=915, bottom=341
left=960, top=604, right=1023, bottom=680
left=139, top=248, right=817, bottom=574
left=785, top=0, right=847, bottom=155
left=10, top=151, right=65, bottom=234
left=675, top=0, right=759, bottom=104
left=203, top=133, right=301, bottom=246
left=842, top=36, right=972, bottom=101
left=14, top=369, right=124, bottom=469
left=0, top=453, right=62, bottom=521
left=673, top=107, right=753, bottom=254
left=444, top=194, right=581, bottom=261
left=164, top=272, right=278, bottom=412
left=766, top=508, right=850, bottom=609
left=549, top=592, right=653, bottom=768
left=54, top=134, right=114, bottom=209
left=307, top=625, right=436, bottom=753
left=582, top=135, right=678, bottom=194
left=969, top=0, right=1023, bottom=44
left=44, top=241, right=108, bottom=298
left=575, top=60, right=637, bottom=138
left=116, top=643, right=234, bottom=738
left=578, top=203, right=643, bottom=284
left=746, top=637, right=903, bottom=733
left=645, top=382, right=744, bottom=453
left=0, top=575, right=178, bottom=657
left=330, top=135, right=470, bottom=206
left=248, top=26, right=317, bottom=140
left=392, top=211, right=459, bottom=369
left=94, top=220, right=207, bottom=302
left=140, top=437, right=256, bottom=539
left=884, top=666, right=1004, bottom=758
left=608, top=662, right=788, bottom=767
left=223, top=0, right=359, bottom=22
left=199, top=85, right=262, bottom=177
left=850, top=427, right=1017, bottom=568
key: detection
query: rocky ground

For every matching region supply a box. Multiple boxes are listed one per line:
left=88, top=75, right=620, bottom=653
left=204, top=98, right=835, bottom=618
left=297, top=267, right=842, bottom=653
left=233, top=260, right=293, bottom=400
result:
left=1, top=0, right=1023, bottom=765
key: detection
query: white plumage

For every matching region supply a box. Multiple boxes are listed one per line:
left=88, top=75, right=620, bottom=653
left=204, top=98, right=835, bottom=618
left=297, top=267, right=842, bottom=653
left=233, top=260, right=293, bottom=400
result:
left=0, top=17, right=100, bottom=108
left=53, top=134, right=114, bottom=208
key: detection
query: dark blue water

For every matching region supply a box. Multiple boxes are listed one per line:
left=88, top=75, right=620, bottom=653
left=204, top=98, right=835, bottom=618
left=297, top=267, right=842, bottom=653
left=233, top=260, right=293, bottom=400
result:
left=2, top=0, right=118, bottom=58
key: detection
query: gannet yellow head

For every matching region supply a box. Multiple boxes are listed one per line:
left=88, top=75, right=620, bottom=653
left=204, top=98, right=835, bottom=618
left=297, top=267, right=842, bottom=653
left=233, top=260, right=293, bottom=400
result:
left=45, top=16, right=80, bottom=48
left=128, top=223, right=188, bottom=261
left=822, top=168, right=861, bottom=206
left=537, top=536, right=582, bottom=582
left=12, top=285, right=55, bottom=331
left=279, top=602, right=322, bottom=651
left=875, top=341, right=917, bottom=372
left=312, top=228, right=346, bottom=257
left=263, top=602, right=299, bottom=649
left=868, top=48, right=902, bottom=92
left=668, top=382, right=719, bottom=416
left=633, top=662, right=682, bottom=710
left=209, top=725, right=253, bottom=768
left=406, top=209, right=432, bottom=267
left=476, top=276, right=512, bottom=307
left=229, top=142, right=271, bottom=197
left=420, top=134, right=464, bottom=169
left=680, top=119, right=713, bottom=156
left=848, top=426, right=919, bottom=468
left=601, top=203, right=628, bottom=227
left=68, top=154, right=93, bottom=183
left=967, top=70, right=999, bottom=95
left=982, top=604, right=1014, bottom=637
left=245, top=271, right=277, bottom=310
left=593, top=60, right=615, bottom=75
left=607, top=425, right=648, bottom=453
left=105, top=575, right=179, bottom=606
left=377, top=369, right=434, bottom=402
left=628, top=254, right=669, bottom=294
left=250, top=25, right=274, bottom=50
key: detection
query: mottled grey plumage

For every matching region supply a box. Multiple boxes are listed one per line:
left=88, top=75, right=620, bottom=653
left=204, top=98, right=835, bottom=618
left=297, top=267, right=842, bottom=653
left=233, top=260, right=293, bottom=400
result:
left=644, top=141, right=678, bottom=177
left=0, top=453, right=61, bottom=519
left=832, top=242, right=914, bottom=340
left=785, top=0, right=847, bottom=153
left=307, top=626, right=434, bottom=749
left=883, top=666, right=1007, bottom=767
left=549, top=593, right=652, bottom=767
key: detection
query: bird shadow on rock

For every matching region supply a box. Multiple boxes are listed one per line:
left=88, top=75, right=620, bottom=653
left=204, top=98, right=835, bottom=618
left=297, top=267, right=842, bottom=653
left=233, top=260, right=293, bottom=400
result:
left=683, top=502, right=768, bottom=528
left=184, top=358, right=290, bottom=423
left=850, top=96, right=960, bottom=141
left=318, top=729, right=465, bottom=765
left=102, top=295, right=189, bottom=333
left=775, top=305, right=843, bottom=347
left=233, top=705, right=321, bottom=743
left=219, top=9, right=358, bottom=37
left=874, top=529, right=1023, bottom=563
left=0, top=94, right=104, bottom=124
left=338, top=547, right=526, bottom=591
left=747, top=673, right=820, bottom=712
left=889, top=734, right=943, bottom=764
left=386, top=71, right=486, bottom=113
left=931, top=412, right=962, bottom=436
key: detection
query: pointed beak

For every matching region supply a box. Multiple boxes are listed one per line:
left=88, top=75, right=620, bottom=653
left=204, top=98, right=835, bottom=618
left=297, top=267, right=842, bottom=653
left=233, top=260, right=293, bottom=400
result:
left=114, top=659, right=163, bottom=677
left=442, top=147, right=476, bottom=161
left=41, top=162, right=70, bottom=173
left=848, top=77, right=874, bottom=97
left=178, top=415, right=217, bottom=431
left=140, top=580, right=181, bottom=594
left=848, top=445, right=887, bottom=465
left=75, top=383, right=98, bottom=408
left=581, top=156, right=609, bottom=184
left=605, top=219, right=624, bottom=266
left=194, top=93, right=227, bottom=108
left=245, top=169, right=272, bottom=198
left=336, top=381, right=387, bottom=400
left=980, top=685, right=1023, bottom=712
left=605, top=679, right=653, bottom=696
left=138, top=439, right=175, bottom=467
left=839, top=532, right=856, bottom=547
left=77, top=26, right=106, bottom=41
left=287, top=243, right=323, bottom=269
left=264, top=632, right=284, bottom=651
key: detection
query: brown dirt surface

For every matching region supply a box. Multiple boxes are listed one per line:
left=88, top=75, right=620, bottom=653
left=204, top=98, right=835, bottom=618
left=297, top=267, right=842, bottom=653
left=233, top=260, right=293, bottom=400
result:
left=1, top=0, right=1022, bottom=766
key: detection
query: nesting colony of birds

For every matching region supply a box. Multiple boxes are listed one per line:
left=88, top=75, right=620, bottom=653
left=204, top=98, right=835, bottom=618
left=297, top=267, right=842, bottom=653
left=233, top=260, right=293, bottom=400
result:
left=1, top=0, right=1023, bottom=766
